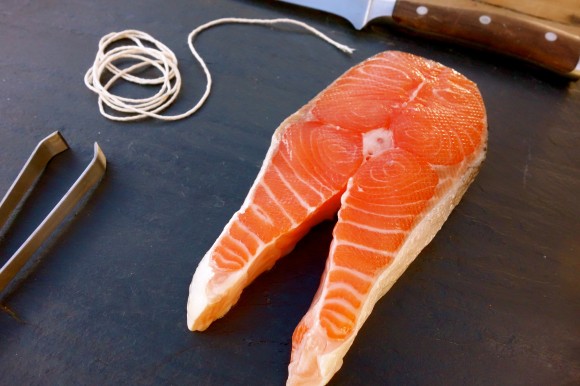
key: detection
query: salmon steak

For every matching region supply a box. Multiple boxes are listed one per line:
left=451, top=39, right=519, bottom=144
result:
left=187, top=51, right=487, bottom=385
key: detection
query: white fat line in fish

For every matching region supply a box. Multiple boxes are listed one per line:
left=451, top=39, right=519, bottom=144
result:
left=335, top=240, right=395, bottom=256
left=272, top=164, right=314, bottom=212
left=261, top=180, right=299, bottom=225
left=339, top=220, right=408, bottom=235
left=249, top=203, right=275, bottom=227
left=279, top=151, right=333, bottom=196
left=235, top=220, right=266, bottom=247
left=278, top=151, right=327, bottom=200
left=226, top=233, right=253, bottom=258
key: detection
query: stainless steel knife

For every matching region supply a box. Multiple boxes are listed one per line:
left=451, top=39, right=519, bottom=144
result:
left=278, top=0, right=580, bottom=78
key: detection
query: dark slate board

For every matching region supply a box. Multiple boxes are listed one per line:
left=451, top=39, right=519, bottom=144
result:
left=0, top=0, right=578, bottom=385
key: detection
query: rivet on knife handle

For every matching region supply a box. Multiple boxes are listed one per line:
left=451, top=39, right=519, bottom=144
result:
left=0, top=132, right=107, bottom=293
left=391, top=0, right=580, bottom=77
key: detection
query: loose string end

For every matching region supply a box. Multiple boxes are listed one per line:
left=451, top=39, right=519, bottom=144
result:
left=336, top=44, right=356, bottom=54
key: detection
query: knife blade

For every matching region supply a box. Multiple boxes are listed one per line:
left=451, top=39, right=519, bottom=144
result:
left=278, top=0, right=580, bottom=78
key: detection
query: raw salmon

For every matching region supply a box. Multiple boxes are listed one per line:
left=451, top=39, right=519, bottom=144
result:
left=187, top=51, right=487, bottom=385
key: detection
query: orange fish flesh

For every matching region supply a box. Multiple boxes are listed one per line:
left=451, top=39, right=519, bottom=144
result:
left=187, top=51, right=487, bottom=385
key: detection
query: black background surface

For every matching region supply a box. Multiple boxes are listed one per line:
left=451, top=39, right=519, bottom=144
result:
left=0, top=1, right=578, bottom=385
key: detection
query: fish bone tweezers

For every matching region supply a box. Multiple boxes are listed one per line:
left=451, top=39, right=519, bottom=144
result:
left=0, top=131, right=106, bottom=293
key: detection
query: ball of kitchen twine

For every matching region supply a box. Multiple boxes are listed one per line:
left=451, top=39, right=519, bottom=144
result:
left=84, top=18, right=355, bottom=122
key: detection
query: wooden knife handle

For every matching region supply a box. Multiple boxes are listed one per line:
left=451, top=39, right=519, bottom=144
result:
left=391, top=0, right=580, bottom=77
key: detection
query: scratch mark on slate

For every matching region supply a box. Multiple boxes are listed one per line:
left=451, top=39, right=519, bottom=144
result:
left=523, top=140, right=532, bottom=189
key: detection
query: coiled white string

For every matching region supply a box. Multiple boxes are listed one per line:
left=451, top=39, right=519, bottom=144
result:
left=84, top=18, right=355, bottom=121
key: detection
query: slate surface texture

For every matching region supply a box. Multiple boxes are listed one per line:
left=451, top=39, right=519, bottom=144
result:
left=0, top=1, right=578, bottom=385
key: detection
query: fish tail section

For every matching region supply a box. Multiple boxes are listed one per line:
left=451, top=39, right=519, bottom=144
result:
left=288, top=149, right=440, bottom=382
left=187, top=121, right=363, bottom=331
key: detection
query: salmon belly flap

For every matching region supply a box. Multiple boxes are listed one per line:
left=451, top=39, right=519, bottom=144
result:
left=187, top=121, right=364, bottom=331
left=187, top=51, right=487, bottom=384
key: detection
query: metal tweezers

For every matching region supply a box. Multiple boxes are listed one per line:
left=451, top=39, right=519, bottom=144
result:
left=0, top=131, right=106, bottom=293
